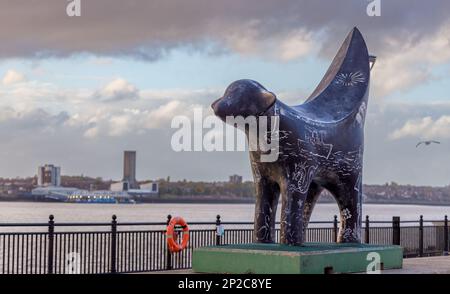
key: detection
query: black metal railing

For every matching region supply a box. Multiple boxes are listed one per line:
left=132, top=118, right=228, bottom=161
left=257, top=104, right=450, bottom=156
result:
left=0, top=214, right=448, bottom=274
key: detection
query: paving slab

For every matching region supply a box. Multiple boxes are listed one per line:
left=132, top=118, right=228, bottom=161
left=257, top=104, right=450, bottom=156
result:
left=380, top=255, right=450, bottom=274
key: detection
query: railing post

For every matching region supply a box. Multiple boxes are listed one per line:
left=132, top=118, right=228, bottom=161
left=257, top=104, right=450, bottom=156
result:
left=444, top=215, right=449, bottom=256
left=419, top=215, right=424, bottom=257
left=333, top=215, right=338, bottom=243
left=365, top=215, right=370, bottom=244
left=47, top=215, right=55, bottom=274
left=215, top=215, right=222, bottom=246
left=392, top=216, right=400, bottom=246
left=166, top=215, right=172, bottom=270
left=110, top=215, right=117, bottom=273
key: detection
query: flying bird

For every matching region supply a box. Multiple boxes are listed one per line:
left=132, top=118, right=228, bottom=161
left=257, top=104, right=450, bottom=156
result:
left=416, top=140, right=441, bottom=148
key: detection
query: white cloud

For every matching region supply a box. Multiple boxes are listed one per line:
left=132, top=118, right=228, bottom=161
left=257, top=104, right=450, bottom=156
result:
left=0, top=74, right=217, bottom=140
left=83, top=126, right=99, bottom=138
left=104, top=101, right=200, bottom=137
left=1, top=80, right=450, bottom=185
left=96, top=78, right=139, bottom=101
left=89, top=57, right=114, bottom=66
left=0, top=107, right=16, bottom=122
left=223, top=22, right=316, bottom=62
left=2, top=70, right=26, bottom=85
left=69, top=100, right=203, bottom=139
left=108, top=115, right=132, bottom=136
left=277, top=30, right=315, bottom=61
left=389, top=116, right=450, bottom=140
left=372, top=24, right=450, bottom=98
left=144, top=100, right=185, bottom=129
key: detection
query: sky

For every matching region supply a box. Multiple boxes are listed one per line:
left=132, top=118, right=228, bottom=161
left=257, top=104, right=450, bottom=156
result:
left=1, top=0, right=450, bottom=186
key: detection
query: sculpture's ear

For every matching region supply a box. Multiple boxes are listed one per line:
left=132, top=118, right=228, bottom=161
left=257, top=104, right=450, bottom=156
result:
left=291, top=27, right=371, bottom=123
left=305, top=27, right=370, bottom=103
left=259, top=90, right=276, bottom=111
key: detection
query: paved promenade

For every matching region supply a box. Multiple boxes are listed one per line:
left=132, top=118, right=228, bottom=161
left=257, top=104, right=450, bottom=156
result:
left=381, top=255, right=450, bottom=274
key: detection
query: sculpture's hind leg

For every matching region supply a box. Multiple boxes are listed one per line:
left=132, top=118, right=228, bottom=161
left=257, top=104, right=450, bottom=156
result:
left=253, top=178, right=280, bottom=243
left=325, top=174, right=362, bottom=243
left=302, top=182, right=324, bottom=239
left=280, top=180, right=308, bottom=245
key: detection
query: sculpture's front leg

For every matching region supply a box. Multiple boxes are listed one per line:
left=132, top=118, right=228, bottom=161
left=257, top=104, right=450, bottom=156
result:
left=280, top=180, right=308, bottom=245
left=327, top=174, right=363, bottom=243
left=253, top=178, right=280, bottom=243
left=337, top=179, right=363, bottom=243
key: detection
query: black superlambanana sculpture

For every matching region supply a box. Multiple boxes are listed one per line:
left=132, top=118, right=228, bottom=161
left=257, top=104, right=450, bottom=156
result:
left=212, top=28, right=375, bottom=245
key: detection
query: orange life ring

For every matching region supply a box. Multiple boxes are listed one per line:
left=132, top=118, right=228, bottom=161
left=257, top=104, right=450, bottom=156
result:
left=166, top=216, right=189, bottom=253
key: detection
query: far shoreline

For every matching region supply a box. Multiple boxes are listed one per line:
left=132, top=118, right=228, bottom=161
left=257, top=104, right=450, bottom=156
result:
left=1, top=198, right=450, bottom=207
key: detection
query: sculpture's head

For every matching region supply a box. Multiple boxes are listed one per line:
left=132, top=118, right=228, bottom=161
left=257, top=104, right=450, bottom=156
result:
left=211, top=79, right=276, bottom=122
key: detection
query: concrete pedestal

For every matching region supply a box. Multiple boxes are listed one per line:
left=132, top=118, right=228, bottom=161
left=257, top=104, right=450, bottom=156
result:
left=192, top=243, right=403, bottom=274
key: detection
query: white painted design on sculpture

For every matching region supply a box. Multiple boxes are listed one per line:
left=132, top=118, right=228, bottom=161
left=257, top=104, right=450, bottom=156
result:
left=356, top=102, right=367, bottom=126
left=289, top=163, right=317, bottom=194
left=342, top=208, right=352, bottom=220
left=335, top=71, right=365, bottom=86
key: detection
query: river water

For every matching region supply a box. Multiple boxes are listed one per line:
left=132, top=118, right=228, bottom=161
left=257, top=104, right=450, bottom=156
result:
left=0, top=202, right=448, bottom=224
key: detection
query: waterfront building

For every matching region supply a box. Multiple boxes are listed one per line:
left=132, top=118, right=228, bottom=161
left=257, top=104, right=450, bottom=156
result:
left=66, top=190, right=132, bottom=203
left=37, top=164, right=61, bottom=187
left=111, top=151, right=140, bottom=191
left=123, top=150, right=139, bottom=189
left=139, top=182, right=159, bottom=194
left=31, top=186, right=80, bottom=201
left=31, top=151, right=158, bottom=203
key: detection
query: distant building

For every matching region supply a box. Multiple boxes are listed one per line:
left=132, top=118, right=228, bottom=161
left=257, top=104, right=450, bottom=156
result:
left=109, top=151, right=158, bottom=197
left=110, top=181, right=126, bottom=192
left=37, top=164, right=61, bottom=187
left=138, top=181, right=159, bottom=194
left=111, top=151, right=140, bottom=191
left=123, top=151, right=139, bottom=189
left=140, top=182, right=158, bottom=193
left=31, top=186, right=154, bottom=203
left=111, top=181, right=159, bottom=197
left=229, top=174, right=243, bottom=184
left=32, top=186, right=80, bottom=201
left=66, top=190, right=132, bottom=203
left=31, top=151, right=159, bottom=202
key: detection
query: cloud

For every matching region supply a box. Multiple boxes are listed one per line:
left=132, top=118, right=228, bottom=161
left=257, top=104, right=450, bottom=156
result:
left=0, top=90, right=202, bottom=140
left=88, top=100, right=201, bottom=138
left=94, top=78, right=139, bottom=101
left=0, top=74, right=215, bottom=140
left=0, top=1, right=449, bottom=62
left=2, top=1, right=450, bottom=183
left=89, top=57, right=114, bottom=66
left=277, top=30, right=315, bottom=61
left=1, top=82, right=450, bottom=185
left=361, top=102, right=450, bottom=186
left=0, top=107, right=70, bottom=141
left=2, top=70, right=26, bottom=85
left=222, top=23, right=316, bottom=61
left=1, top=1, right=450, bottom=98
left=83, top=125, right=99, bottom=139
left=389, top=115, right=450, bottom=140
left=371, top=25, right=450, bottom=98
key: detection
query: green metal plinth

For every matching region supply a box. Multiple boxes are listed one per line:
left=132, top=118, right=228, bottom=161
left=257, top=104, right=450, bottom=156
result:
left=192, top=243, right=403, bottom=274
